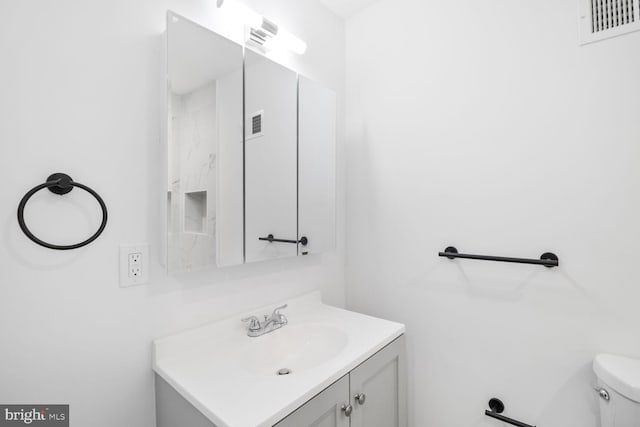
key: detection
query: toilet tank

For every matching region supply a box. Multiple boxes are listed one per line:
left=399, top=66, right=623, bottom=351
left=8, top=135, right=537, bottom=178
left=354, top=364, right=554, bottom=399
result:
left=593, top=354, right=640, bottom=427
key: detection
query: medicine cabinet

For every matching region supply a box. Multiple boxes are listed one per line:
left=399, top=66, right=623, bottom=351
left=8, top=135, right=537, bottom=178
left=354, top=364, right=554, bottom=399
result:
left=164, top=12, right=336, bottom=272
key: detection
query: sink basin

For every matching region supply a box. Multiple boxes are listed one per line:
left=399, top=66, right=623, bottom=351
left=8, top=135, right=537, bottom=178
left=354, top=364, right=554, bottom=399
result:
left=238, top=324, right=348, bottom=376
left=152, top=292, right=405, bottom=426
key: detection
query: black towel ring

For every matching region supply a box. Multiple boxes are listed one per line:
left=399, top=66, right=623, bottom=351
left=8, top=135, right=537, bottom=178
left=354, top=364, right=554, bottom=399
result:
left=17, top=173, right=108, bottom=250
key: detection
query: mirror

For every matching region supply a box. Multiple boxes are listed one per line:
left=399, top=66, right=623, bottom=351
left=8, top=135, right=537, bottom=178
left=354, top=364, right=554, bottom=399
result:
left=164, top=11, right=336, bottom=272
left=166, top=12, right=244, bottom=272
left=244, top=50, right=299, bottom=263
left=298, top=76, right=336, bottom=255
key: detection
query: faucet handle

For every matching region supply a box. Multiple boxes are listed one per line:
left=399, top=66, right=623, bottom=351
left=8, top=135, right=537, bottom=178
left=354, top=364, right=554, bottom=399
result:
left=241, top=315, right=261, bottom=332
left=271, top=304, right=288, bottom=324
left=272, top=304, right=288, bottom=314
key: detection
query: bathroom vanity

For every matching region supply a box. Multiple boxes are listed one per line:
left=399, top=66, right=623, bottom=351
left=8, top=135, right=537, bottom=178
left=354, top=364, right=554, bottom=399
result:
left=155, top=13, right=397, bottom=427
left=152, top=293, right=407, bottom=427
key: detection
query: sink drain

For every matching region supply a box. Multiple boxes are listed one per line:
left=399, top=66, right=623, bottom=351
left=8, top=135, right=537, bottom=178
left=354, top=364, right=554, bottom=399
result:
left=277, top=368, right=292, bottom=376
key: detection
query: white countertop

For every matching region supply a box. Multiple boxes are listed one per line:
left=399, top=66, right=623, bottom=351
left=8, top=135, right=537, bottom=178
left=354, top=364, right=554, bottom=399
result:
left=152, top=292, right=405, bottom=427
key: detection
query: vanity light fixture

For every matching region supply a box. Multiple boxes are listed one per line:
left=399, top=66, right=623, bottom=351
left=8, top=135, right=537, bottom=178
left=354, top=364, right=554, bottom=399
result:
left=216, top=0, right=307, bottom=54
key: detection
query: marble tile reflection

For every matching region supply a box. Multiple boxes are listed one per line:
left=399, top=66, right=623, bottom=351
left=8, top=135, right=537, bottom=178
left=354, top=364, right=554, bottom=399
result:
left=168, top=82, right=217, bottom=272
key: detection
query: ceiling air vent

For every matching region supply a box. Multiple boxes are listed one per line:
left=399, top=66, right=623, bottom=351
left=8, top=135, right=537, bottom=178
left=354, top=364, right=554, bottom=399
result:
left=247, top=110, right=264, bottom=140
left=580, top=0, right=640, bottom=44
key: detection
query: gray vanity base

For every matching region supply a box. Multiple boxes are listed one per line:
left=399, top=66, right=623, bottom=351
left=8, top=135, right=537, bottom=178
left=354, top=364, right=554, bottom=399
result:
left=155, top=374, right=217, bottom=427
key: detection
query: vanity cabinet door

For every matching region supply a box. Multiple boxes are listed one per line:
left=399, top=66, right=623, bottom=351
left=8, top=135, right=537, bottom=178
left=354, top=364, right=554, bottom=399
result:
left=274, top=375, right=350, bottom=427
left=349, top=336, right=407, bottom=427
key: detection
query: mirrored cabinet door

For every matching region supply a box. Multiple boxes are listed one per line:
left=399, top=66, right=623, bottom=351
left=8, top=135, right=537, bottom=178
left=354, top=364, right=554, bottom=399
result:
left=166, top=12, right=244, bottom=272
left=244, top=50, right=299, bottom=263
left=298, top=77, right=337, bottom=255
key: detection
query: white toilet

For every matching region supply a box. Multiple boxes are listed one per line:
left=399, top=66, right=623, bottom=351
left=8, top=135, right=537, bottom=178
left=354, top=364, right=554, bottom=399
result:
left=593, top=354, right=640, bottom=427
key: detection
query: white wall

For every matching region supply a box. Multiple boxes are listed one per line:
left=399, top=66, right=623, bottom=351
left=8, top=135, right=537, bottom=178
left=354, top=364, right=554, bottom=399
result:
left=0, top=1, right=345, bottom=426
left=345, top=1, right=640, bottom=426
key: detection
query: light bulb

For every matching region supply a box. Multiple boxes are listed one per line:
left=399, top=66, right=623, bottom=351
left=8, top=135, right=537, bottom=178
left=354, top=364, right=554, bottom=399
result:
left=218, top=0, right=263, bottom=29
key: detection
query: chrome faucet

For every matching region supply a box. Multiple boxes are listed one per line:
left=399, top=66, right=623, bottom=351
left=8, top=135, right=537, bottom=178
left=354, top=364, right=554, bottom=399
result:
left=241, top=304, right=288, bottom=337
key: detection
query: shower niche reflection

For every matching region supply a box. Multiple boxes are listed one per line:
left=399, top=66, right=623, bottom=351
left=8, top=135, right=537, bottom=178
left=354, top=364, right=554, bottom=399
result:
left=164, top=11, right=336, bottom=273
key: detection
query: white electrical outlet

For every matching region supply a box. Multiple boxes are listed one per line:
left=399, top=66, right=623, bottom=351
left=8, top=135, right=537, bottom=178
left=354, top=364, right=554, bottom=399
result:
left=129, top=253, right=142, bottom=278
left=119, top=244, right=149, bottom=287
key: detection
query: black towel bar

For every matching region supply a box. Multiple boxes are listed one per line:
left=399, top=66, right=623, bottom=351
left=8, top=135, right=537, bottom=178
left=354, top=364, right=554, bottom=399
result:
left=259, top=234, right=308, bottom=246
left=485, top=398, right=536, bottom=427
left=439, top=246, right=558, bottom=268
